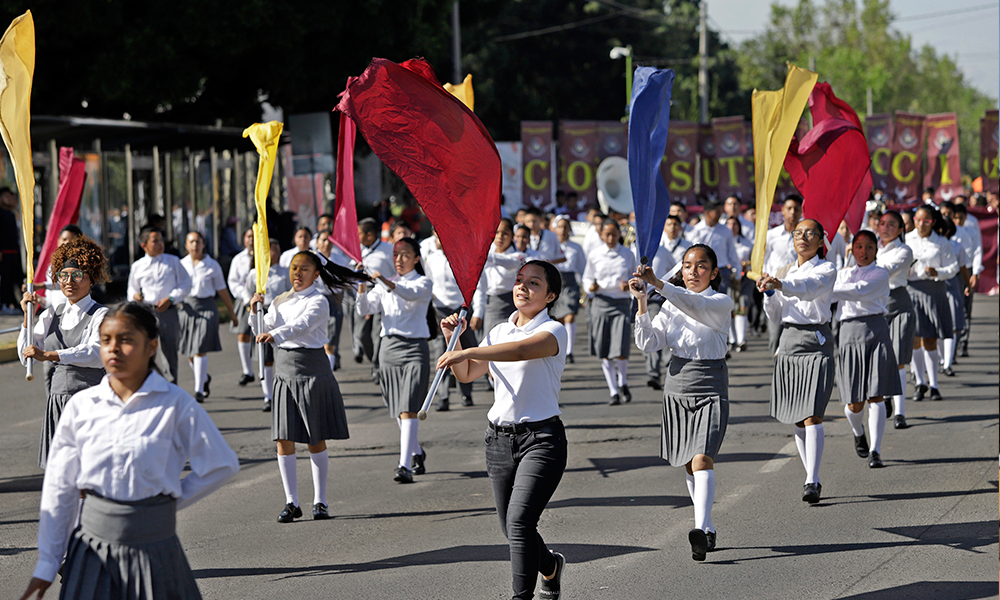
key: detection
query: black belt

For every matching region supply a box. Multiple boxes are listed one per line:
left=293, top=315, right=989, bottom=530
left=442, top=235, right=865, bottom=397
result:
left=488, top=416, right=560, bottom=435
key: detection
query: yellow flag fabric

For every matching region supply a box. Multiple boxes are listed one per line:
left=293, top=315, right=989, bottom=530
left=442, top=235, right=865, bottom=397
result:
left=748, top=63, right=817, bottom=281
left=242, top=121, right=283, bottom=294
left=0, top=11, right=35, bottom=285
left=444, top=74, right=474, bottom=111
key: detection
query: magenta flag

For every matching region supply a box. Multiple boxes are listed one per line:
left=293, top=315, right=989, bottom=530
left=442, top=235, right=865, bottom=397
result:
left=333, top=108, right=362, bottom=263
left=34, top=147, right=86, bottom=288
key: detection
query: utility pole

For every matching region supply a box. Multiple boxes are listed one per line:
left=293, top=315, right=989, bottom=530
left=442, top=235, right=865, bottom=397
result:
left=698, top=1, right=708, bottom=123
left=866, top=86, right=873, bottom=116
left=452, top=1, right=462, bottom=84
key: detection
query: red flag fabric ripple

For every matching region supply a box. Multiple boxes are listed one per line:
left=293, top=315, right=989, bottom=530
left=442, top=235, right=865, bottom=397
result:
left=34, top=147, right=87, bottom=287
left=334, top=108, right=363, bottom=264
left=337, top=58, right=501, bottom=307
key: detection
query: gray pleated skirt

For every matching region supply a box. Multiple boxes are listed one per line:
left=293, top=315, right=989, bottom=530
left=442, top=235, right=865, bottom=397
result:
left=886, top=287, right=916, bottom=364
left=945, top=276, right=966, bottom=332
left=771, top=323, right=835, bottom=424
left=273, top=347, right=349, bottom=444
left=907, top=279, right=953, bottom=339
left=484, top=292, right=516, bottom=336
left=379, top=335, right=430, bottom=417
left=589, top=295, right=632, bottom=359
left=550, top=272, right=581, bottom=320
left=229, top=298, right=252, bottom=336
left=40, top=364, right=104, bottom=469
left=59, top=492, right=201, bottom=600
left=835, top=314, right=902, bottom=403
left=660, top=357, right=729, bottom=467
left=179, top=296, right=222, bottom=356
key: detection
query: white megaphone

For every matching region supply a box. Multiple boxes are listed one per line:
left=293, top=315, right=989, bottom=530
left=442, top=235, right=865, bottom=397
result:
left=596, top=156, right=634, bottom=216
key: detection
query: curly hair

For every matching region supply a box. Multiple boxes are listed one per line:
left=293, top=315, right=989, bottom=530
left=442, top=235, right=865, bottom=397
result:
left=50, top=236, right=110, bottom=285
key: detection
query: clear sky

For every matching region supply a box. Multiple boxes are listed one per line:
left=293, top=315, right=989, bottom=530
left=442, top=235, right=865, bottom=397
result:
left=705, top=0, right=999, bottom=103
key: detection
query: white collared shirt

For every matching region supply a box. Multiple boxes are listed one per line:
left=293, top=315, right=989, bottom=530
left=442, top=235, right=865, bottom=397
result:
left=556, top=239, right=585, bottom=275
left=739, top=214, right=756, bottom=243
left=582, top=226, right=603, bottom=257
left=17, top=294, right=107, bottom=368
left=472, top=246, right=530, bottom=319
left=483, top=310, right=566, bottom=425
left=634, top=285, right=733, bottom=360
left=733, top=235, right=752, bottom=266
left=583, top=243, right=636, bottom=299
left=763, top=225, right=797, bottom=276
left=181, top=255, right=227, bottom=299
left=357, top=239, right=396, bottom=279
left=419, top=236, right=438, bottom=264
left=905, top=231, right=959, bottom=281
left=876, top=238, right=914, bottom=290
left=425, top=250, right=465, bottom=309
left=530, top=228, right=565, bottom=262
left=763, top=255, right=836, bottom=325
left=245, top=265, right=292, bottom=306
left=832, top=263, right=890, bottom=320
left=689, top=220, right=741, bottom=270
left=227, top=249, right=253, bottom=303
left=251, top=282, right=330, bottom=348
left=952, top=225, right=981, bottom=275
left=661, top=234, right=692, bottom=265
left=126, top=253, right=192, bottom=305
left=34, top=371, right=239, bottom=582
left=356, top=270, right=434, bottom=338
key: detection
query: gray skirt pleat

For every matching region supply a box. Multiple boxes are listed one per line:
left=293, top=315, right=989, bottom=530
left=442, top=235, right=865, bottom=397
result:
left=229, top=298, right=252, bottom=336
left=178, top=296, right=223, bottom=356
left=273, top=347, right=349, bottom=444
left=59, top=493, right=201, bottom=600
left=945, top=276, right=966, bottom=332
left=378, top=335, right=430, bottom=417
left=660, top=357, right=729, bottom=467
left=885, top=287, right=916, bottom=364
left=484, top=292, right=516, bottom=336
left=906, top=279, right=953, bottom=339
left=39, top=393, right=73, bottom=469
left=771, top=323, right=835, bottom=424
left=835, top=315, right=902, bottom=403
left=40, top=363, right=104, bottom=469
left=588, top=295, right=632, bottom=359
left=550, top=272, right=581, bottom=320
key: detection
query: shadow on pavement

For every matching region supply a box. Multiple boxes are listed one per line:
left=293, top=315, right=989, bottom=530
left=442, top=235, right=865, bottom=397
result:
left=836, top=580, right=998, bottom=600
left=0, top=474, right=43, bottom=494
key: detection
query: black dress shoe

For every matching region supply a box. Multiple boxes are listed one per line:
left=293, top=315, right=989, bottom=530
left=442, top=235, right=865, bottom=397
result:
left=203, top=374, right=212, bottom=398
left=312, top=503, right=332, bottom=520
left=333, top=357, right=341, bottom=371
left=262, top=399, right=272, bottom=412
left=959, top=349, right=969, bottom=358
left=913, top=384, right=927, bottom=402
left=893, top=415, right=909, bottom=429
left=942, top=367, right=955, bottom=377
left=802, top=483, right=821, bottom=504
left=929, top=387, right=943, bottom=401
left=238, top=373, right=255, bottom=386
left=411, top=449, right=427, bottom=475
left=620, top=384, right=632, bottom=403
left=194, top=392, right=205, bottom=403
left=647, top=378, right=663, bottom=391
left=706, top=530, right=717, bottom=552
left=462, top=395, right=474, bottom=407
left=277, top=503, right=302, bottom=523
left=566, top=354, right=575, bottom=364
left=854, top=433, right=869, bottom=458
left=353, top=354, right=363, bottom=364
left=435, top=398, right=450, bottom=412
left=688, top=528, right=708, bottom=561
left=868, top=451, right=884, bottom=468
left=608, top=394, right=621, bottom=406
left=394, top=466, right=414, bottom=484
left=539, top=551, right=564, bottom=599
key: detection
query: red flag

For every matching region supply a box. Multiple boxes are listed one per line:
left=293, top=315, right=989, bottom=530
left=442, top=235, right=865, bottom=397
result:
left=333, top=108, right=362, bottom=263
left=336, top=58, right=502, bottom=306
left=34, top=147, right=86, bottom=287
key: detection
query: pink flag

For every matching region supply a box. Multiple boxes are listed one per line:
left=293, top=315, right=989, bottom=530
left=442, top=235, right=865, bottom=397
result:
left=34, top=147, right=86, bottom=287
left=333, top=108, right=362, bottom=263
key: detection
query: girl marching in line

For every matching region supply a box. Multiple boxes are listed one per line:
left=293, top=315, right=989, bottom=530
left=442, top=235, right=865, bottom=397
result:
left=551, top=215, right=585, bottom=364
left=726, top=216, right=754, bottom=353
left=19, top=236, right=109, bottom=469
left=246, top=240, right=291, bottom=412
left=356, top=237, right=436, bottom=484
left=19, top=302, right=239, bottom=600
left=631, top=244, right=733, bottom=561
left=251, top=251, right=368, bottom=523
left=938, top=218, right=970, bottom=378
left=756, top=219, right=836, bottom=504
left=438, top=260, right=568, bottom=600
left=831, top=231, right=900, bottom=469
left=179, top=231, right=237, bottom=402
left=228, top=227, right=257, bottom=385
left=472, top=219, right=530, bottom=339
left=583, top=219, right=637, bottom=405
left=875, top=211, right=916, bottom=430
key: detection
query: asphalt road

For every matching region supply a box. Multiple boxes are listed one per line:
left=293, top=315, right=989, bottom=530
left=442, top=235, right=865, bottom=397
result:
left=1, top=298, right=997, bottom=600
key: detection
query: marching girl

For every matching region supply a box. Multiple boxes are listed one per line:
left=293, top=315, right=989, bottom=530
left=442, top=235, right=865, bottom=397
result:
left=831, top=231, right=900, bottom=469
left=438, top=260, right=568, bottom=600
left=18, top=302, right=239, bottom=600
left=551, top=215, right=585, bottom=363
left=179, top=231, right=236, bottom=402
left=251, top=251, right=368, bottom=522
left=356, top=237, right=435, bottom=484
left=876, top=211, right=916, bottom=430
left=726, top=216, right=754, bottom=353
left=583, top=219, right=637, bottom=405
left=228, top=227, right=256, bottom=386
left=631, top=244, right=733, bottom=562
left=904, top=206, right=958, bottom=402
left=18, top=236, right=109, bottom=469
left=246, top=240, right=291, bottom=412
left=756, top=219, right=836, bottom=504
left=472, top=219, right=529, bottom=338
left=939, top=218, right=971, bottom=378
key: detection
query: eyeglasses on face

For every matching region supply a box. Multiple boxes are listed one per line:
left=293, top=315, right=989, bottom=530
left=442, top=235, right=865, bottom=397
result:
left=56, top=270, right=86, bottom=283
left=792, top=230, right=821, bottom=241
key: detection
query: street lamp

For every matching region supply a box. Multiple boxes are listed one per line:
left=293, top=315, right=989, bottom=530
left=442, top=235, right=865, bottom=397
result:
left=610, top=45, right=632, bottom=117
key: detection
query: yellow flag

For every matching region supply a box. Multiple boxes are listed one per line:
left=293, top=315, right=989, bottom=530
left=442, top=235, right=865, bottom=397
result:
left=444, top=74, right=474, bottom=111
left=747, top=63, right=817, bottom=281
left=0, top=11, right=35, bottom=285
left=242, top=121, right=283, bottom=294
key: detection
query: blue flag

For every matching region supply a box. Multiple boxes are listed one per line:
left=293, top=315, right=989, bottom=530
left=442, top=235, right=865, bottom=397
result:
left=627, top=67, right=674, bottom=265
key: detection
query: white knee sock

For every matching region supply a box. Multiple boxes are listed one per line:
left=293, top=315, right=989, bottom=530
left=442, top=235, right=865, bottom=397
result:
left=601, top=359, right=619, bottom=396
left=794, top=426, right=807, bottom=474
left=868, top=402, right=886, bottom=454
left=729, top=320, right=736, bottom=344
left=193, top=355, right=208, bottom=394
left=237, top=341, right=253, bottom=376
left=262, top=366, right=274, bottom=400
left=616, top=358, right=629, bottom=386
left=942, top=338, right=955, bottom=369
left=805, top=424, right=824, bottom=484
left=399, top=418, right=419, bottom=469
left=566, top=322, right=576, bottom=355
left=310, top=450, right=329, bottom=506
left=924, top=349, right=940, bottom=388
left=734, top=315, right=748, bottom=345
left=277, top=453, right=298, bottom=506
left=693, top=470, right=716, bottom=533
left=844, top=405, right=865, bottom=437
left=911, top=349, right=927, bottom=387
left=893, top=368, right=907, bottom=416
left=685, top=472, right=696, bottom=501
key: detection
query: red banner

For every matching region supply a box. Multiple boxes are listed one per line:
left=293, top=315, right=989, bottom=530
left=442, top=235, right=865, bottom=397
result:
left=713, top=116, right=751, bottom=201
left=660, top=121, right=698, bottom=205
left=981, top=109, right=999, bottom=195
left=557, top=120, right=598, bottom=209
left=924, top=113, right=962, bottom=202
left=864, top=113, right=893, bottom=193
left=521, top=121, right=553, bottom=209
left=698, top=123, right=719, bottom=201
left=886, top=112, right=926, bottom=202
left=34, top=147, right=87, bottom=287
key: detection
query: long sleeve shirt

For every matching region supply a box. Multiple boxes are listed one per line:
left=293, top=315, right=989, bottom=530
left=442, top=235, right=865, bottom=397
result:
left=634, top=284, right=733, bottom=360
left=530, top=229, right=565, bottom=263
left=472, top=246, right=529, bottom=319
left=688, top=220, right=741, bottom=270
left=127, top=253, right=192, bottom=305
left=250, top=283, right=330, bottom=348
left=831, top=263, right=890, bottom=320
left=905, top=231, right=959, bottom=282
left=876, top=238, right=914, bottom=290
left=425, top=250, right=464, bottom=309
left=556, top=240, right=586, bottom=275
left=181, top=255, right=227, bottom=299
left=17, top=294, right=107, bottom=368
left=356, top=270, right=434, bottom=338
left=763, top=225, right=797, bottom=276
left=763, top=255, right=836, bottom=325
left=583, top=244, right=636, bottom=300
left=227, top=249, right=253, bottom=304
left=661, top=235, right=692, bottom=265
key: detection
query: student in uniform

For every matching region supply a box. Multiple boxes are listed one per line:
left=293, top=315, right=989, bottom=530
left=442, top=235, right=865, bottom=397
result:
left=278, top=227, right=312, bottom=268
left=179, top=231, right=236, bottom=402
left=228, top=227, right=257, bottom=385
left=551, top=215, right=585, bottom=364
left=127, top=225, right=192, bottom=384
left=513, top=223, right=543, bottom=259
left=726, top=216, right=754, bottom=353
left=356, top=237, right=436, bottom=484
left=661, top=215, right=692, bottom=265
left=584, top=219, right=637, bottom=405
left=756, top=219, right=836, bottom=504
left=937, top=217, right=970, bottom=377
left=246, top=240, right=292, bottom=412
left=349, top=218, right=395, bottom=378
left=19, top=237, right=109, bottom=469
left=523, top=206, right=565, bottom=264
left=876, top=211, right=916, bottom=430
left=762, top=196, right=803, bottom=356
left=472, top=219, right=530, bottom=338
left=251, top=251, right=368, bottom=522
left=314, top=229, right=350, bottom=372
left=18, top=302, right=239, bottom=600
left=438, top=260, right=568, bottom=600
left=631, top=244, right=733, bottom=561
left=831, top=231, right=900, bottom=469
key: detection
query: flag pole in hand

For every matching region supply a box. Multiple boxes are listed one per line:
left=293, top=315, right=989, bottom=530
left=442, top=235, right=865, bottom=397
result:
left=418, top=307, right=467, bottom=420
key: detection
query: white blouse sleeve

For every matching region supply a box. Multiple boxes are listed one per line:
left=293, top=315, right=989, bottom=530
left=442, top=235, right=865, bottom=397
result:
left=175, top=402, right=239, bottom=510
left=831, top=268, right=890, bottom=303
left=780, top=262, right=836, bottom=301
left=270, top=295, right=328, bottom=346
left=877, top=244, right=913, bottom=278
left=633, top=310, right=668, bottom=353
left=391, top=275, right=433, bottom=303
left=17, top=306, right=53, bottom=366
left=935, top=240, right=960, bottom=279
left=355, top=285, right=384, bottom=317
left=658, top=284, right=733, bottom=333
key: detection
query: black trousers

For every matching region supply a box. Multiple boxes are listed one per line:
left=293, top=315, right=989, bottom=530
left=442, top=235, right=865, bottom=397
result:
left=486, top=419, right=567, bottom=600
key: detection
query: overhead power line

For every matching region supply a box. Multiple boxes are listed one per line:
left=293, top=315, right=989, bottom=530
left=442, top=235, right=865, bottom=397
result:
left=492, top=11, right=624, bottom=42
left=895, top=2, right=998, bottom=22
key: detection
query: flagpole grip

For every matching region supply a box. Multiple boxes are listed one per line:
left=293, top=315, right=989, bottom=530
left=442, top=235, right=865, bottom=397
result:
left=255, top=302, right=265, bottom=380
left=418, top=307, right=468, bottom=420
left=25, top=301, right=34, bottom=381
